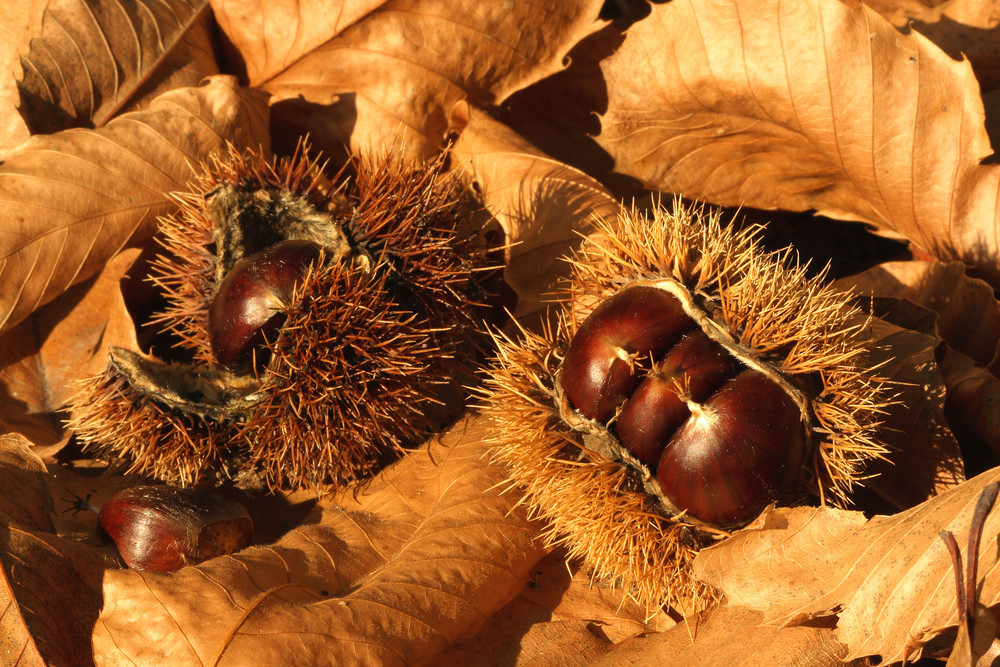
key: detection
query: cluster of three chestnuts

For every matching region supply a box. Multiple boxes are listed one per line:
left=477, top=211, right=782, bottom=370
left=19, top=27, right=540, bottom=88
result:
left=560, top=284, right=808, bottom=527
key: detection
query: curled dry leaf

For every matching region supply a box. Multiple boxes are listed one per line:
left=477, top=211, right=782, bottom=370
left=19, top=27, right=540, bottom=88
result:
left=692, top=468, right=1000, bottom=664
left=17, top=0, right=215, bottom=133
left=448, top=103, right=620, bottom=324
left=209, top=0, right=389, bottom=85
left=597, top=0, right=1000, bottom=284
left=857, top=317, right=964, bottom=509
left=0, top=75, right=269, bottom=338
left=843, top=260, right=1000, bottom=367
left=938, top=346, right=1000, bottom=462
left=908, top=1, right=1000, bottom=93
left=92, top=416, right=547, bottom=666
left=0, top=434, right=53, bottom=532
left=589, top=606, right=857, bottom=667
left=232, top=0, right=606, bottom=158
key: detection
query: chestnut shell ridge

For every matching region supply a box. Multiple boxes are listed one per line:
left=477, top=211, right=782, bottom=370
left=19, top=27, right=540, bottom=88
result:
left=561, top=285, right=808, bottom=527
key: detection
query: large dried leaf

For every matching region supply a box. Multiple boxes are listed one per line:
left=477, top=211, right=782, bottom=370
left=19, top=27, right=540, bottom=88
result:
left=246, top=0, right=606, bottom=158
left=0, top=1, right=44, bottom=153
left=858, top=318, right=964, bottom=509
left=845, top=261, right=1000, bottom=367
left=0, top=248, right=139, bottom=450
left=693, top=469, right=1000, bottom=664
left=0, top=433, right=107, bottom=667
left=909, top=1, right=1000, bottom=93
left=17, top=0, right=212, bottom=133
left=448, top=103, right=620, bottom=324
left=0, top=75, right=268, bottom=337
left=210, top=0, right=389, bottom=85
left=597, top=0, right=1000, bottom=284
left=92, top=416, right=547, bottom=665
left=939, top=346, right=1000, bottom=462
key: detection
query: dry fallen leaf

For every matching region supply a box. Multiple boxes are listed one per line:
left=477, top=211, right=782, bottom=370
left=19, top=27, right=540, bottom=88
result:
left=2, top=0, right=1000, bottom=663
left=597, top=0, right=1000, bottom=284
left=439, top=550, right=669, bottom=666
left=448, top=102, right=620, bottom=324
left=589, top=605, right=859, bottom=667
left=222, top=0, right=607, bottom=158
left=0, top=433, right=109, bottom=667
left=17, top=0, right=215, bottom=133
left=91, top=415, right=547, bottom=665
left=845, top=260, right=1000, bottom=367
left=693, top=468, right=1000, bottom=664
left=0, top=75, right=268, bottom=337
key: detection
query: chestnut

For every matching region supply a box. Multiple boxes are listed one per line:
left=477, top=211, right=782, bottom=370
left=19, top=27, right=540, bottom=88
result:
left=655, top=370, right=807, bottom=526
left=560, top=285, right=809, bottom=526
left=98, top=485, right=253, bottom=572
left=560, top=285, right=692, bottom=422
left=208, top=239, right=324, bottom=367
left=615, top=329, right=741, bottom=466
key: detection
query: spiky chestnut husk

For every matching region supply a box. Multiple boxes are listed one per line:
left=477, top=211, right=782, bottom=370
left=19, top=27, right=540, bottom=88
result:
left=68, top=142, right=492, bottom=491
left=478, top=202, right=890, bottom=613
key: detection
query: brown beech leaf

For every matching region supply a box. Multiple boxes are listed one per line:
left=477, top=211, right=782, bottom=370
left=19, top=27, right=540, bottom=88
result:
left=598, top=0, right=1000, bottom=284
left=938, top=346, right=1000, bottom=462
left=0, top=248, right=139, bottom=451
left=91, top=416, right=547, bottom=665
left=693, top=468, right=1000, bottom=664
left=855, top=0, right=953, bottom=26
left=0, top=1, right=44, bottom=153
left=0, top=434, right=53, bottom=533
left=910, top=1, right=1000, bottom=94
left=858, top=317, right=964, bottom=510
left=590, top=606, right=857, bottom=667
left=251, top=0, right=606, bottom=158
left=0, top=75, right=268, bottom=338
left=17, top=0, right=213, bottom=133
left=439, top=550, right=668, bottom=665
left=844, top=261, right=1000, bottom=367
left=210, top=0, right=389, bottom=85
left=448, top=103, right=620, bottom=324
left=0, top=432, right=108, bottom=667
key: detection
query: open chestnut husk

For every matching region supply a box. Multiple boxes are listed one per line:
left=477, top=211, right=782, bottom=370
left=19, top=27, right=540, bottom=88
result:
left=480, top=202, right=891, bottom=611
left=67, top=143, right=495, bottom=491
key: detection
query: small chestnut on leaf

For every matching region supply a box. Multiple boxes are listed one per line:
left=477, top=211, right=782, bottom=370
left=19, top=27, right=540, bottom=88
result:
left=208, top=239, right=324, bottom=368
left=98, top=485, right=253, bottom=572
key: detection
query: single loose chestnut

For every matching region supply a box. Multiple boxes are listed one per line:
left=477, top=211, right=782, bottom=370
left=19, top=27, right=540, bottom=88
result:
left=98, top=485, right=253, bottom=572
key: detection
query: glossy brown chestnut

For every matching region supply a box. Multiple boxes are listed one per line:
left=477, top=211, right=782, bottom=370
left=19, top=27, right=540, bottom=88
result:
left=98, top=485, right=253, bottom=572
left=561, top=286, right=692, bottom=422
left=615, top=329, right=741, bottom=466
left=208, top=239, right=324, bottom=368
left=655, top=370, right=806, bottom=526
